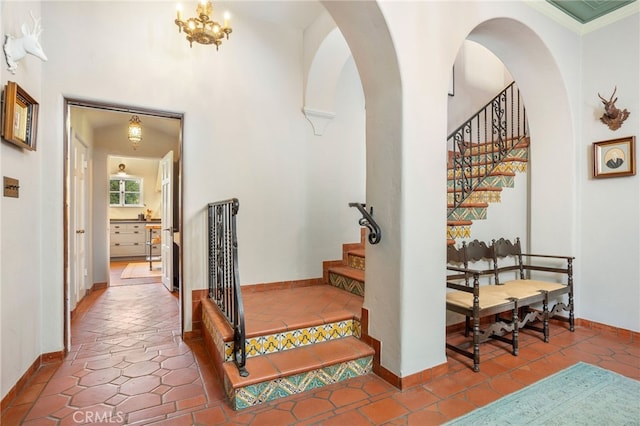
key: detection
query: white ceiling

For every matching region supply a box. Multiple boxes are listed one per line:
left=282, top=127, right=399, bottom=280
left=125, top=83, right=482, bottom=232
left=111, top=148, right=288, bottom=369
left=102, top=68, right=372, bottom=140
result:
left=72, top=106, right=180, bottom=137
left=219, top=0, right=324, bottom=30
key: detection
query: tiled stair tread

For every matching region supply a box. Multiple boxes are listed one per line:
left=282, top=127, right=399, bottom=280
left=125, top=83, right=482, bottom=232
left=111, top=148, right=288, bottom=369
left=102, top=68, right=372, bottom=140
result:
left=348, top=249, right=365, bottom=258
left=457, top=136, right=529, bottom=147
left=328, top=266, right=365, bottom=282
left=243, top=285, right=362, bottom=337
left=223, top=336, right=374, bottom=389
left=245, top=308, right=357, bottom=338
left=447, top=220, right=473, bottom=226
left=447, top=202, right=488, bottom=208
left=456, top=138, right=529, bottom=150
left=448, top=170, right=516, bottom=180
left=204, top=286, right=363, bottom=342
left=448, top=186, right=502, bottom=193
left=447, top=157, right=528, bottom=168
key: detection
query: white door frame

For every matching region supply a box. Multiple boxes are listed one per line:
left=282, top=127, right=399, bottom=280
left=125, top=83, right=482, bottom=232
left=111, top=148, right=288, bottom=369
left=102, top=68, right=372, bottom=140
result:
left=63, top=98, right=184, bottom=353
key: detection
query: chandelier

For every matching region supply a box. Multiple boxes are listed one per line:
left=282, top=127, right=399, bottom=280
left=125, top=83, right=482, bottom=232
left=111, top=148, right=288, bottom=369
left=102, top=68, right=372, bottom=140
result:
left=128, top=115, right=142, bottom=149
left=175, top=1, right=232, bottom=50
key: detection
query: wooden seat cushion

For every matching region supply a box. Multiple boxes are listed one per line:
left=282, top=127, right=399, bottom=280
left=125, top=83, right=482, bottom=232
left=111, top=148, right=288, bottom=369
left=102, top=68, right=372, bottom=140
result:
left=501, top=280, right=566, bottom=298
left=447, top=286, right=513, bottom=310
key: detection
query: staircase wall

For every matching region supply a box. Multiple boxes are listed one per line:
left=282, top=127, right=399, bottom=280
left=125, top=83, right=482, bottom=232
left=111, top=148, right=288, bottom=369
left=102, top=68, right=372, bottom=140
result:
left=463, top=167, right=529, bottom=246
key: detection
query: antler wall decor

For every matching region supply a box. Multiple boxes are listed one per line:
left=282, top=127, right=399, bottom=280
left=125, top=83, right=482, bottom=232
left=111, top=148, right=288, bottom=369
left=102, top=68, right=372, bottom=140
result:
left=598, top=86, right=630, bottom=131
left=3, top=11, right=48, bottom=74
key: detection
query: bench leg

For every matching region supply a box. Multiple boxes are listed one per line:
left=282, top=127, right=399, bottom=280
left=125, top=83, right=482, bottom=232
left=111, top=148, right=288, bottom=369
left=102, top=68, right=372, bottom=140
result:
left=510, top=298, right=519, bottom=356
left=465, top=316, right=471, bottom=337
left=472, top=315, right=480, bottom=372
left=543, top=291, right=550, bottom=343
left=569, top=291, right=575, bottom=332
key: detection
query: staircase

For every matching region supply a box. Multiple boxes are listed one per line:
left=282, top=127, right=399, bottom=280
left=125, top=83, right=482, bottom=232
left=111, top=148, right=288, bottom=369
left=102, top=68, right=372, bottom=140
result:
left=446, top=82, right=530, bottom=244
left=202, top=229, right=372, bottom=410
left=202, top=84, right=530, bottom=409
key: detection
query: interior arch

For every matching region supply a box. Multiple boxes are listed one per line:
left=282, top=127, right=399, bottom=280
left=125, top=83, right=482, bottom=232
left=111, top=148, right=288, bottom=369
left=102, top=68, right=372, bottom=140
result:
left=468, top=18, right=576, bottom=254
left=303, top=27, right=353, bottom=135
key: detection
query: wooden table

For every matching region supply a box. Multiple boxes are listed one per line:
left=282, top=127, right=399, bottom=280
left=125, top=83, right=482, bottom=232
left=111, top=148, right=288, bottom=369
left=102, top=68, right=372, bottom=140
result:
left=145, top=224, right=161, bottom=270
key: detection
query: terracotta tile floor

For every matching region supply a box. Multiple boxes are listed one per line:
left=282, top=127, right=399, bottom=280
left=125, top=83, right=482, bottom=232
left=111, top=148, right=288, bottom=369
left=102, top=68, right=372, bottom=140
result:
left=109, top=260, right=165, bottom=287
left=2, top=278, right=639, bottom=425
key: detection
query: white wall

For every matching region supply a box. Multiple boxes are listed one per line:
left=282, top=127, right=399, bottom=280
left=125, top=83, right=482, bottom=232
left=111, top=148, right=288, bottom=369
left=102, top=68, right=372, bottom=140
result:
left=34, top=0, right=364, bottom=376
left=579, top=13, right=639, bottom=331
left=304, top=57, right=365, bottom=270
left=2, top=0, right=638, bottom=400
left=107, top=157, right=162, bottom=220
left=448, top=40, right=513, bottom=133
left=0, top=0, right=44, bottom=401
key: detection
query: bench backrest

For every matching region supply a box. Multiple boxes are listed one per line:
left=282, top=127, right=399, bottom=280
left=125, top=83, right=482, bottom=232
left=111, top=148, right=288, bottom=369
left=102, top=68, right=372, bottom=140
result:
left=491, top=237, right=525, bottom=283
left=447, top=240, right=493, bottom=286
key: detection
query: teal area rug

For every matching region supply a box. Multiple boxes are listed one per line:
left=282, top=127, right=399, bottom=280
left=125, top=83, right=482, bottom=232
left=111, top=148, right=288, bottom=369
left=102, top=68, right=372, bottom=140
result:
left=447, top=362, right=640, bottom=425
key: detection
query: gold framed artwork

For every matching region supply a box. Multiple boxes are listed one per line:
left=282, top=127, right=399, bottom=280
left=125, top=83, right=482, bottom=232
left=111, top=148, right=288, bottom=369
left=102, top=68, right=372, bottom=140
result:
left=593, top=136, right=636, bottom=178
left=1, top=81, right=39, bottom=151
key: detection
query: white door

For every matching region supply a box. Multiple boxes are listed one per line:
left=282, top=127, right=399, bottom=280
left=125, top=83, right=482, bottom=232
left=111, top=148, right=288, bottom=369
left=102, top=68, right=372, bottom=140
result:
left=161, top=151, right=174, bottom=291
left=71, top=131, right=89, bottom=310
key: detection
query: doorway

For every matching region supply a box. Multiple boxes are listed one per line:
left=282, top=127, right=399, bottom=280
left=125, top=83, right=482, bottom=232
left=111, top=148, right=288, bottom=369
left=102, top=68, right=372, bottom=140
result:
left=63, top=98, right=183, bottom=352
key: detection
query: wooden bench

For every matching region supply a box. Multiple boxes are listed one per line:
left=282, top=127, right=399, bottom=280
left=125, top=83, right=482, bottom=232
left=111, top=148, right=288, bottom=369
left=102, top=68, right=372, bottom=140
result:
left=446, top=240, right=520, bottom=372
left=446, top=238, right=575, bottom=372
left=491, top=237, right=575, bottom=337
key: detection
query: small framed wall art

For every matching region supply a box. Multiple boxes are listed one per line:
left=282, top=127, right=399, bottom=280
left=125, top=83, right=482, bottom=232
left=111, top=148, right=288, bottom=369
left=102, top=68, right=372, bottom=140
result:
left=593, top=136, right=636, bottom=178
left=1, top=81, right=39, bottom=151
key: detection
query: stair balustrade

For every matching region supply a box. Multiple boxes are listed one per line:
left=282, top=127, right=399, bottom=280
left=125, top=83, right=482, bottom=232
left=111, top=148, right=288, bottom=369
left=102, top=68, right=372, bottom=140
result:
left=208, top=198, right=248, bottom=377
left=349, top=202, right=382, bottom=244
left=448, top=81, right=528, bottom=216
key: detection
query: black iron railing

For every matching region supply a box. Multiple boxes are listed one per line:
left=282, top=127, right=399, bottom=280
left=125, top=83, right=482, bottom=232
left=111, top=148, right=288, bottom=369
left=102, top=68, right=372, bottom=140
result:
left=448, top=81, right=528, bottom=216
left=349, top=202, right=382, bottom=244
left=208, top=198, right=248, bottom=377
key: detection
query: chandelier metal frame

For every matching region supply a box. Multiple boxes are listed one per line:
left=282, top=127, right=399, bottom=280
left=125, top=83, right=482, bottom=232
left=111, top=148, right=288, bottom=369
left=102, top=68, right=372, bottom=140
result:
left=175, top=1, right=232, bottom=49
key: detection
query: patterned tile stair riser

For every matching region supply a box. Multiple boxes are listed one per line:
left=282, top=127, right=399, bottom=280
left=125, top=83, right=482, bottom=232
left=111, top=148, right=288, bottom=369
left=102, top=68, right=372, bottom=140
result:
left=244, top=320, right=359, bottom=358
left=447, top=206, right=488, bottom=221
left=329, top=272, right=365, bottom=297
left=228, top=356, right=373, bottom=410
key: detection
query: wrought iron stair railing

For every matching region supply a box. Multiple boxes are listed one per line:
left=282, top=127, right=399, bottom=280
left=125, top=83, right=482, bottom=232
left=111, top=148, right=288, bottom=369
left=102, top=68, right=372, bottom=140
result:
left=208, top=198, right=248, bottom=377
left=448, top=81, right=528, bottom=217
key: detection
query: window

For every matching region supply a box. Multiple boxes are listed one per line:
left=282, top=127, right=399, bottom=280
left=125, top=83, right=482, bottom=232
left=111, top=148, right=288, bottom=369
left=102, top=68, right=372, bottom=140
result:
left=109, top=177, right=143, bottom=207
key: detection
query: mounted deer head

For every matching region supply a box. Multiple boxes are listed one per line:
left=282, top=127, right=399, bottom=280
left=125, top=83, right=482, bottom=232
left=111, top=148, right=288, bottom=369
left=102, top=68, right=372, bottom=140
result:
left=3, top=12, right=48, bottom=74
left=598, top=86, right=630, bottom=131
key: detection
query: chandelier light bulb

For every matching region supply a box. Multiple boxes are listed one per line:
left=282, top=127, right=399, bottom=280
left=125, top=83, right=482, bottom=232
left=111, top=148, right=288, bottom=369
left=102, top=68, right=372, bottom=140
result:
left=174, top=0, right=233, bottom=49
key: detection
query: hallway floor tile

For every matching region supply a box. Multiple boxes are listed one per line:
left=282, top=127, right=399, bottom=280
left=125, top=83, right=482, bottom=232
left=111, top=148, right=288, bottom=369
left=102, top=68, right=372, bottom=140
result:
left=2, top=282, right=639, bottom=425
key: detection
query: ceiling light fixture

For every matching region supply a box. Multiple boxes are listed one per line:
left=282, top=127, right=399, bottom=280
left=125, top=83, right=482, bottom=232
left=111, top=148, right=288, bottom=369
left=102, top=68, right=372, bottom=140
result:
left=128, top=115, right=142, bottom=149
left=174, top=1, right=232, bottom=50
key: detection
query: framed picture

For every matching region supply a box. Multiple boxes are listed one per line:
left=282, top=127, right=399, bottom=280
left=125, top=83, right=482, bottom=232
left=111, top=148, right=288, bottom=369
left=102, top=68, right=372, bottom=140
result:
left=593, top=136, right=636, bottom=178
left=1, top=81, right=39, bottom=151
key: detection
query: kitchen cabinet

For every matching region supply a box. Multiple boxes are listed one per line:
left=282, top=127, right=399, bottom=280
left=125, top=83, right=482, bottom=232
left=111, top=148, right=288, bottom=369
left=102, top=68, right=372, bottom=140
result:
left=110, top=220, right=159, bottom=258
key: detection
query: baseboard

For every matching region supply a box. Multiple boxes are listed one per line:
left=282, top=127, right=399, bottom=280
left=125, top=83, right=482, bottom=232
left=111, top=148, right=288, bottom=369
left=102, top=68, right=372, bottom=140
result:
left=361, top=307, right=448, bottom=390
left=241, top=277, right=324, bottom=293
left=183, top=330, right=202, bottom=340
left=576, top=318, right=639, bottom=341
left=92, top=281, right=107, bottom=290
left=1, top=350, right=64, bottom=411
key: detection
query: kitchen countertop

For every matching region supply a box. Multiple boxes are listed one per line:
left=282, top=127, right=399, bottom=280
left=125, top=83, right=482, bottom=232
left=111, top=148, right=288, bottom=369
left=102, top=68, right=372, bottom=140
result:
left=110, top=219, right=161, bottom=223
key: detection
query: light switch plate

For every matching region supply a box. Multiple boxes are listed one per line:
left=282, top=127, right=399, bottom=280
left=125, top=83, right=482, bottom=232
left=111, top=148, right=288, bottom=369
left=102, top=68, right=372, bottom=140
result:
left=4, top=176, right=19, bottom=198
